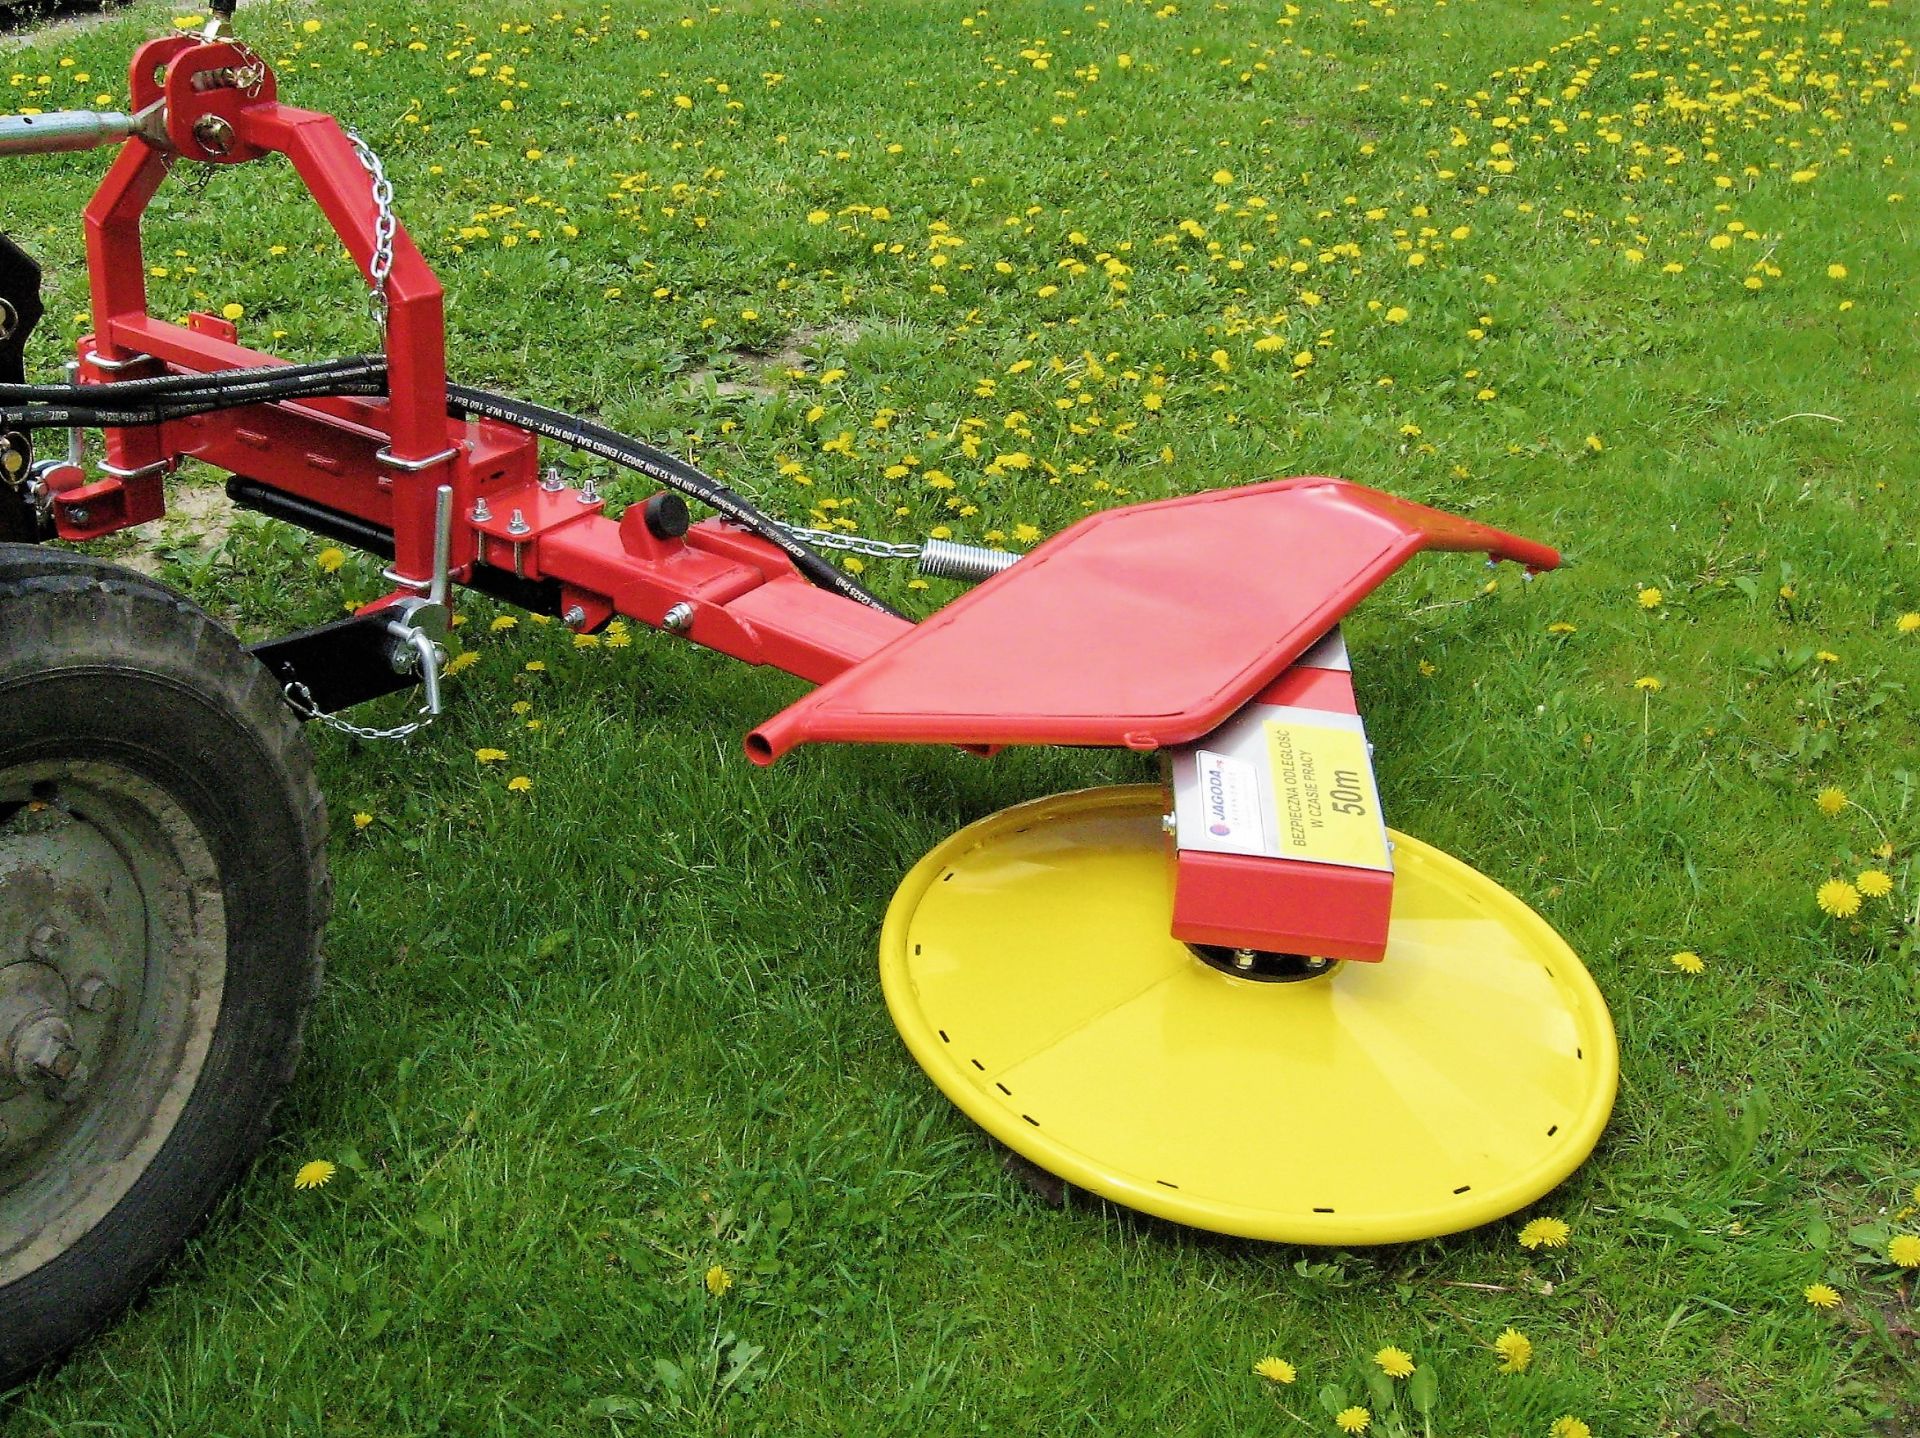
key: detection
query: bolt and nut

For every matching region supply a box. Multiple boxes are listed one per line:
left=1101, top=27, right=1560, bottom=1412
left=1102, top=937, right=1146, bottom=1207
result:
left=74, top=974, right=118, bottom=1014
left=27, top=922, right=65, bottom=961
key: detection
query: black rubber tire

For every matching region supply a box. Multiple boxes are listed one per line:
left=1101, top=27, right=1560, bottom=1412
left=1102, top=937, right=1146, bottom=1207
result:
left=0, top=549, right=328, bottom=1385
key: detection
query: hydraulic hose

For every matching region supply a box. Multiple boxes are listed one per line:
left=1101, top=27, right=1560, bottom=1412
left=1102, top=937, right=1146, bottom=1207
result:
left=0, top=356, right=388, bottom=404
left=445, top=383, right=901, bottom=618
left=2, top=356, right=901, bottom=618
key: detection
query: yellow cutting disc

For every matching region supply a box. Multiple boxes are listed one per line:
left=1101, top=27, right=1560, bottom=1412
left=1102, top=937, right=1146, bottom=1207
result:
left=879, top=785, right=1616, bottom=1245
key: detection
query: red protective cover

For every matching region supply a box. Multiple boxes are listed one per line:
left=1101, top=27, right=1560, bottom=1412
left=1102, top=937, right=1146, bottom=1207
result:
left=746, top=477, right=1557, bottom=763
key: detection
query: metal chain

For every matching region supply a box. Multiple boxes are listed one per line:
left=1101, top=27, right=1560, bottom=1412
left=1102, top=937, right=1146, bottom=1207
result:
left=283, top=681, right=433, bottom=743
left=779, top=525, right=922, bottom=561
left=227, top=40, right=268, bottom=97
left=345, top=130, right=398, bottom=337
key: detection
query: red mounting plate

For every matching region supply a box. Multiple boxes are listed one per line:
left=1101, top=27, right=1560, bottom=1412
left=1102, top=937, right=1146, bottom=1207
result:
left=746, top=477, right=1558, bottom=763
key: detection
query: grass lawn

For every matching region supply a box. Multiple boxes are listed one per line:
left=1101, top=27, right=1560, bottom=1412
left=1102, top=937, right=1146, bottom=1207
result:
left=4, top=0, right=1919, bottom=1432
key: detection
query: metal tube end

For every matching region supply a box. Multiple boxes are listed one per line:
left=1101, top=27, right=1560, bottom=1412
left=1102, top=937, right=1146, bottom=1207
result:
left=917, top=538, right=1022, bottom=585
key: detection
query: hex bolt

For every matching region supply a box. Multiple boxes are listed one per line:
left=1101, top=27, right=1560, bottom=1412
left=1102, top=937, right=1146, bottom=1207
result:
left=578, top=479, right=600, bottom=505
left=507, top=508, right=531, bottom=536
left=563, top=604, right=587, bottom=628
left=471, top=496, right=493, bottom=523
left=1160, top=813, right=1177, bottom=836
left=663, top=601, right=694, bottom=635
left=1231, top=948, right=1256, bottom=971
left=75, top=974, right=118, bottom=1015
left=540, top=468, right=566, bottom=493
left=36, top=1039, right=81, bottom=1083
left=67, top=506, right=90, bottom=526
left=27, top=921, right=65, bottom=961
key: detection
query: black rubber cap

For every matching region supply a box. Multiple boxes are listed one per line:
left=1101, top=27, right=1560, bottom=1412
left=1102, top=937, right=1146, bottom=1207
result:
left=642, top=492, right=691, bottom=540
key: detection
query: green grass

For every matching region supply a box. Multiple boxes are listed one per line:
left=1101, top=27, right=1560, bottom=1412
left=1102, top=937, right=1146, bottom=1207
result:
left=4, top=0, right=1919, bottom=1432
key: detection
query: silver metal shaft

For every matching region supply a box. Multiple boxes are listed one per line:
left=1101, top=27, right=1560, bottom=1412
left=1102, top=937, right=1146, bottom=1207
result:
left=0, top=110, right=140, bottom=157
left=0, top=102, right=168, bottom=158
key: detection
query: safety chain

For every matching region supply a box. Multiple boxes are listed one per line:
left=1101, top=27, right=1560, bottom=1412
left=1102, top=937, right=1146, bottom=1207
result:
left=345, top=130, right=398, bottom=337
left=779, top=525, right=922, bottom=561
left=283, top=681, right=433, bottom=743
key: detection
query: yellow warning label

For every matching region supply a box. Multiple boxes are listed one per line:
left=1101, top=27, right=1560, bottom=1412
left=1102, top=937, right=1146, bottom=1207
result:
left=1263, top=719, right=1391, bottom=871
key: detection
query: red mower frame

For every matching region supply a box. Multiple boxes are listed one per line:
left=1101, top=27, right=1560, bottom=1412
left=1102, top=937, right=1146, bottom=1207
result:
left=66, top=35, right=911, bottom=689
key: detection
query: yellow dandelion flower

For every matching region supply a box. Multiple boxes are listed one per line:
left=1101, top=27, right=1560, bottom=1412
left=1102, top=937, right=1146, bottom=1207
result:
left=315, top=547, right=346, bottom=574
left=490, top=615, right=517, bottom=632
left=1253, top=1356, right=1296, bottom=1384
left=1550, top=1419, right=1591, bottom=1438
left=1634, top=676, right=1662, bottom=692
left=1373, top=1347, right=1414, bottom=1379
left=507, top=775, right=533, bottom=793
left=1816, top=878, right=1861, bottom=918
left=1212, top=168, right=1234, bottom=185
left=1384, top=306, right=1409, bottom=324
left=1669, top=950, right=1705, bottom=974
left=806, top=209, right=829, bottom=225
left=1584, top=434, right=1604, bottom=453
left=1637, top=586, right=1662, bottom=609
left=1890, top=1234, right=1920, bottom=1267
left=1856, top=869, right=1892, bottom=899
left=1803, top=1282, right=1841, bottom=1309
left=1547, top=621, right=1577, bottom=635
left=1827, top=263, right=1848, bottom=280
left=1897, top=613, right=1920, bottom=634
left=1816, top=787, right=1848, bottom=816
left=352, top=811, right=374, bottom=830
left=705, top=1263, right=733, bottom=1296
left=1494, top=1327, right=1533, bottom=1373
left=1335, top=1407, right=1370, bottom=1434
left=573, top=632, right=600, bottom=648
left=443, top=651, right=479, bottom=676
left=1816, top=650, right=1839, bottom=664
left=293, top=1159, right=336, bottom=1190
left=474, top=748, right=508, bottom=764
left=301, top=17, right=321, bottom=33
left=525, top=660, right=546, bottom=673
left=1518, top=1216, right=1570, bottom=1250
left=221, top=302, right=245, bottom=321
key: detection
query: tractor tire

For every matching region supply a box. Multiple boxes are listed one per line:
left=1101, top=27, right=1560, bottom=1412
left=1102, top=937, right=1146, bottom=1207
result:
left=0, top=549, right=328, bottom=1385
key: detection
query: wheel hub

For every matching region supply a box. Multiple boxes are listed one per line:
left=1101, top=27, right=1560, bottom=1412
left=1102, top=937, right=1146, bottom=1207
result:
left=0, top=800, right=142, bottom=1163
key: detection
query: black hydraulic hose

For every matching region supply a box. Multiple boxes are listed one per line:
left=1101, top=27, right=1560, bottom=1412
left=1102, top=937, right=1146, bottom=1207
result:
left=446, top=383, right=903, bottom=619
left=1, top=378, right=389, bottom=430
left=2, top=356, right=902, bottom=619
left=1, top=360, right=392, bottom=428
left=0, top=355, right=388, bottom=404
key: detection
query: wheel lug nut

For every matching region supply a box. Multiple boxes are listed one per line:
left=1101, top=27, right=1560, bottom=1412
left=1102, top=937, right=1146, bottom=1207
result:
left=75, top=974, right=118, bottom=1014
left=36, top=1039, right=82, bottom=1083
left=27, top=921, right=66, bottom=961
